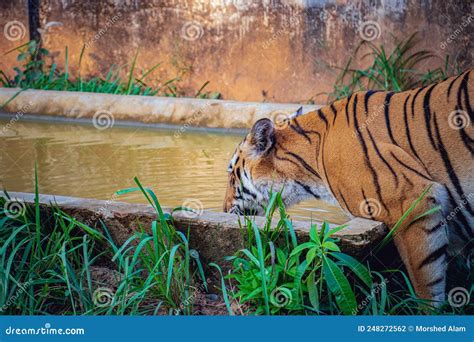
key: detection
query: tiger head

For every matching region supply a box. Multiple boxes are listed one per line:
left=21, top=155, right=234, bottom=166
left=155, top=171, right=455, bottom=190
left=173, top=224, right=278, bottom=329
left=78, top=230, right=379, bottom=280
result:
left=223, top=116, right=335, bottom=215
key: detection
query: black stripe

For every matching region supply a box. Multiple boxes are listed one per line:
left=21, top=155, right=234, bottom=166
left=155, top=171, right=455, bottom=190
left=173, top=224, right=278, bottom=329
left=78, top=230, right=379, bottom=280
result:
left=274, top=152, right=301, bottom=169
left=423, top=84, right=438, bottom=150
left=433, top=115, right=473, bottom=215
left=383, top=92, right=398, bottom=146
left=235, top=166, right=241, bottom=179
left=418, top=243, right=447, bottom=269
left=345, top=94, right=353, bottom=125
left=445, top=187, right=474, bottom=238
left=458, top=71, right=474, bottom=156
left=426, top=276, right=444, bottom=287
left=241, top=186, right=257, bottom=200
left=447, top=71, right=465, bottom=98
left=401, top=173, right=414, bottom=190
left=352, top=94, right=388, bottom=213
left=389, top=152, right=431, bottom=181
left=352, top=93, right=359, bottom=123
left=411, top=85, right=427, bottom=118
left=285, top=151, right=320, bottom=178
left=289, top=121, right=311, bottom=144
left=275, top=143, right=321, bottom=180
left=317, top=109, right=328, bottom=128
left=366, top=129, right=399, bottom=186
left=459, top=128, right=474, bottom=156
left=423, top=221, right=445, bottom=235
left=320, top=138, right=338, bottom=206
left=361, top=189, right=375, bottom=219
left=338, top=190, right=351, bottom=214
left=363, top=90, right=380, bottom=114
left=459, top=69, right=474, bottom=122
left=295, top=180, right=320, bottom=199
left=402, top=94, right=422, bottom=161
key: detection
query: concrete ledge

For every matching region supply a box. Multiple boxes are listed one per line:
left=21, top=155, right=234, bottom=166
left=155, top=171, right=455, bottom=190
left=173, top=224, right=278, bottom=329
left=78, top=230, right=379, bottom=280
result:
left=0, top=88, right=319, bottom=129
left=2, top=192, right=387, bottom=264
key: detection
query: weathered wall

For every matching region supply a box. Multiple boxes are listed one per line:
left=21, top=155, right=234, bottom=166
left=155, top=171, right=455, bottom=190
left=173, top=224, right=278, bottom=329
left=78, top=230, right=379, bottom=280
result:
left=0, top=0, right=29, bottom=78
left=1, top=0, right=472, bottom=103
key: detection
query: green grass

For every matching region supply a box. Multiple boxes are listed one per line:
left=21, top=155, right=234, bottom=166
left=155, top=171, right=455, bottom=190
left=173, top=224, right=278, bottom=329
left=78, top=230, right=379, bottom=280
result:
left=216, top=191, right=473, bottom=315
left=0, top=40, right=221, bottom=99
left=327, top=32, right=461, bottom=101
left=1, top=173, right=471, bottom=315
left=0, top=174, right=207, bottom=315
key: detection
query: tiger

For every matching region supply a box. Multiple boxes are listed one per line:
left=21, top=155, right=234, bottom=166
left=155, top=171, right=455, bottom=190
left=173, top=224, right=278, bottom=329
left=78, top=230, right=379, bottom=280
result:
left=223, top=69, right=473, bottom=305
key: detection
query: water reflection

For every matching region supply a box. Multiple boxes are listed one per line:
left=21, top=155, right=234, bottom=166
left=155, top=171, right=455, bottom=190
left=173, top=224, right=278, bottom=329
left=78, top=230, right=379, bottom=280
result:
left=0, top=119, right=348, bottom=223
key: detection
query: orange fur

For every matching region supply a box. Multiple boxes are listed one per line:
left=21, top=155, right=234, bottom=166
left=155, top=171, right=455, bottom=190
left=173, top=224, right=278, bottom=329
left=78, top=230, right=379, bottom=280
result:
left=224, top=69, right=474, bottom=304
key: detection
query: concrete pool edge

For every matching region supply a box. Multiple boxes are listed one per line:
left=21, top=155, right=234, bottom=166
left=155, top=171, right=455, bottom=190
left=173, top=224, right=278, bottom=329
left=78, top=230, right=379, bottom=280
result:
left=2, top=192, right=387, bottom=264
left=0, top=88, right=319, bottom=129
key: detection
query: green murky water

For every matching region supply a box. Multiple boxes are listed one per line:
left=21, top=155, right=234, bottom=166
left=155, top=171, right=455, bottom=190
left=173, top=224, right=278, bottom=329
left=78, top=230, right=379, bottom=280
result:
left=0, top=118, right=347, bottom=223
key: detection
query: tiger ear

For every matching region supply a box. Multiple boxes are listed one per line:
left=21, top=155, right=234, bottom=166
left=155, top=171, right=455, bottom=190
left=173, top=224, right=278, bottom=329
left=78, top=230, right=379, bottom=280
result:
left=250, top=118, right=275, bottom=155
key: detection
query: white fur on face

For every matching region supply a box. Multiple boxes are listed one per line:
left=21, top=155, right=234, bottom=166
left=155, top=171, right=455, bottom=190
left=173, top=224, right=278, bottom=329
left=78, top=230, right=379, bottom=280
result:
left=229, top=165, right=339, bottom=215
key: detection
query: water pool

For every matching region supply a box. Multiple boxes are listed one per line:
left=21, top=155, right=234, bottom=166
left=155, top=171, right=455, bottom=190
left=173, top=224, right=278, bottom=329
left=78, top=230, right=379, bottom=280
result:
left=0, top=117, right=348, bottom=223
